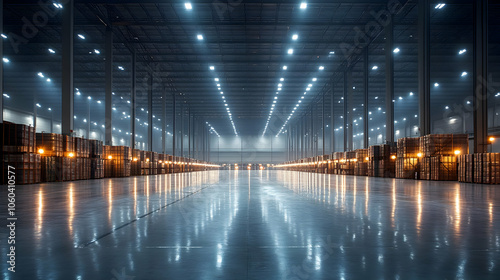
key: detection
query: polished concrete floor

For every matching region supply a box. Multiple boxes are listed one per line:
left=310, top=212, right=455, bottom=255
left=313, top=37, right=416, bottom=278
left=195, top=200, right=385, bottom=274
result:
left=1, top=170, right=500, bottom=279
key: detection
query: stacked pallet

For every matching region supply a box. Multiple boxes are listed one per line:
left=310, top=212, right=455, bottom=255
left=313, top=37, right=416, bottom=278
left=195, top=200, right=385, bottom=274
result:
left=420, top=134, right=468, bottom=157
left=89, top=140, right=104, bottom=179
left=150, top=152, right=158, bottom=175
left=131, top=149, right=142, bottom=176
left=458, top=155, right=474, bottom=183
left=1, top=122, right=40, bottom=185
left=354, top=149, right=368, bottom=176
left=74, top=137, right=90, bottom=158
left=36, top=133, right=63, bottom=157
left=420, top=134, right=467, bottom=180
left=368, top=144, right=396, bottom=178
left=473, top=153, right=500, bottom=184
left=1, top=121, right=36, bottom=153
left=3, top=153, right=41, bottom=184
left=431, top=156, right=458, bottom=181
left=103, top=146, right=132, bottom=177
left=396, top=137, right=421, bottom=179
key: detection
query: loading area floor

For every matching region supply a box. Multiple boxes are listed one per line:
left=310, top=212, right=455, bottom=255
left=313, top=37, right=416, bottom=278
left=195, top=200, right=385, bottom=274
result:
left=1, top=170, right=499, bottom=279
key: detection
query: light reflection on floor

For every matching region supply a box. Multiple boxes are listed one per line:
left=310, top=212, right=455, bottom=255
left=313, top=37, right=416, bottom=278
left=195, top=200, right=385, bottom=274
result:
left=0, top=170, right=499, bottom=279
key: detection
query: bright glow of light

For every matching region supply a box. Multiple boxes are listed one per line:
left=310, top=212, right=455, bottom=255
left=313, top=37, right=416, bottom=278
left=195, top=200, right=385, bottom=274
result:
left=319, top=66, right=324, bottom=70
left=445, top=106, right=449, bottom=109
left=329, top=51, right=335, bottom=55
left=78, top=34, right=86, bottom=40
left=461, top=72, right=468, bottom=77
left=185, top=2, right=192, bottom=10
left=435, top=3, right=446, bottom=9
left=372, top=66, right=378, bottom=70
left=36, top=103, right=41, bottom=108
left=300, top=2, right=307, bottom=9
left=215, top=78, right=219, bottom=82
left=459, top=49, right=467, bottom=55
left=3, top=94, right=10, bottom=98
left=312, top=78, right=317, bottom=82
left=3, top=58, right=9, bottom=63
left=118, top=66, right=125, bottom=71
left=280, top=78, right=284, bottom=82
left=288, top=49, right=294, bottom=54
left=409, top=92, right=414, bottom=96
left=393, top=48, right=400, bottom=53
left=1, top=34, right=7, bottom=39
left=94, top=49, right=100, bottom=54
left=283, top=66, right=288, bottom=70
left=48, top=48, right=56, bottom=54
left=210, top=66, right=215, bottom=70
left=197, top=34, right=204, bottom=40
left=434, top=83, right=439, bottom=87
left=46, top=78, right=51, bottom=82
left=38, top=72, right=44, bottom=78
left=292, top=34, right=298, bottom=40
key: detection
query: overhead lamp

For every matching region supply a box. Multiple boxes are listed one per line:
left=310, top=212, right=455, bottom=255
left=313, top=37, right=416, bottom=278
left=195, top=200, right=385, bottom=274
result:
left=329, top=51, right=335, bottom=55
left=461, top=72, right=468, bottom=77
left=78, top=34, right=86, bottom=40
left=197, top=34, right=204, bottom=40
left=38, top=72, right=44, bottom=78
left=409, top=92, right=414, bottom=96
left=393, top=48, right=400, bottom=53
left=185, top=2, right=192, bottom=10
left=312, top=78, right=317, bottom=82
left=319, top=66, right=324, bottom=70
left=283, top=66, right=288, bottom=70
left=48, top=48, right=56, bottom=54
left=372, top=66, right=378, bottom=70
left=1, top=34, right=7, bottom=39
left=280, top=78, right=284, bottom=81
left=215, top=78, right=219, bottom=81
left=3, top=58, right=9, bottom=63
left=300, top=2, right=307, bottom=9
left=292, top=34, right=298, bottom=40
left=288, top=49, right=294, bottom=54
left=459, top=49, right=467, bottom=55
left=434, top=83, right=439, bottom=87
left=210, top=66, right=215, bottom=70
left=435, top=3, right=446, bottom=9
left=118, top=66, right=125, bottom=71
left=94, top=49, right=100, bottom=54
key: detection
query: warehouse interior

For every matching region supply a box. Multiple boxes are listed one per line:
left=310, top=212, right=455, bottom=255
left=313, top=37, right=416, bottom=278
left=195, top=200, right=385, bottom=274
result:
left=1, top=0, right=500, bottom=279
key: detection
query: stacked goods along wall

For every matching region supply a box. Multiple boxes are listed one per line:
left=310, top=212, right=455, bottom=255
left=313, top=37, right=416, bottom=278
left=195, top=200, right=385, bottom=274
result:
left=131, top=149, right=142, bottom=176
left=430, top=156, right=458, bottom=181
left=103, top=146, right=132, bottom=177
left=1, top=122, right=40, bottom=185
left=89, top=140, right=104, bottom=179
left=37, top=133, right=63, bottom=157
left=420, top=134, right=468, bottom=157
left=319, top=155, right=330, bottom=174
left=3, top=153, right=41, bottom=185
left=396, top=158, right=419, bottom=179
left=340, top=151, right=356, bottom=175
left=368, top=145, right=380, bottom=177
left=473, top=153, right=500, bottom=184
left=150, top=152, right=158, bottom=175
left=458, top=155, right=474, bottom=183
left=420, top=134, right=467, bottom=181
left=354, top=149, right=368, bottom=176
left=396, top=137, right=421, bottom=179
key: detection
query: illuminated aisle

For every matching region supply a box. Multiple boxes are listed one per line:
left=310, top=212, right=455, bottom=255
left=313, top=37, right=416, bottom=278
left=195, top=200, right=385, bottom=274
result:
left=1, top=171, right=499, bottom=279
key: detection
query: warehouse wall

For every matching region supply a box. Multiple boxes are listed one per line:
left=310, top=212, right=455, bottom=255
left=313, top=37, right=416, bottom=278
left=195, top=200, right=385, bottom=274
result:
left=210, top=135, right=287, bottom=164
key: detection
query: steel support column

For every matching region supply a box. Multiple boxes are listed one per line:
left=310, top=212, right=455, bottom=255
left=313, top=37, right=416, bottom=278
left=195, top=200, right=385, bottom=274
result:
left=364, top=48, right=369, bottom=148
left=0, top=0, right=3, bottom=123
left=130, top=50, right=136, bottom=148
left=347, top=71, right=353, bottom=151
left=418, top=0, right=431, bottom=136
left=343, top=73, right=348, bottom=152
left=385, top=20, right=395, bottom=143
left=172, top=95, right=176, bottom=157
left=105, top=26, right=113, bottom=145
left=330, top=82, right=335, bottom=153
left=162, top=89, right=166, bottom=154
left=473, top=0, right=488, bottom=153
left=61, top=0, right=74, bottom=135
left=148, top=72, right=153, bottom=151
left=322, top=92, right=325, bottom=155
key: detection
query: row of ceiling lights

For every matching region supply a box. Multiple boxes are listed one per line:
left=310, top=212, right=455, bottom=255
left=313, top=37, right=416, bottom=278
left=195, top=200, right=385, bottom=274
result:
left=210, top=66, right=238, bottom=136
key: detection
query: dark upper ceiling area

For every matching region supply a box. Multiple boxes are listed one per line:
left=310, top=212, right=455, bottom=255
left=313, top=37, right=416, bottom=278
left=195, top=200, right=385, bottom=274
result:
left=2, top=0, right=499, bottom=137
